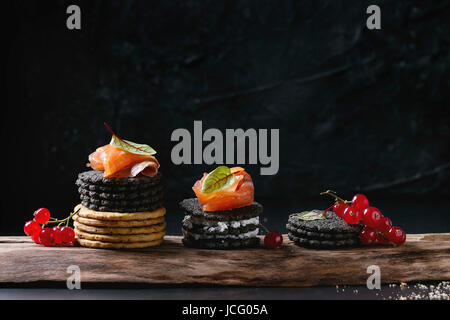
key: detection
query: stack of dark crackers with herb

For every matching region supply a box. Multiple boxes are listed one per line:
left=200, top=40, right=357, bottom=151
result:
left=286, top=210, right=362, bottom=249
left=179, top=198, right=262, bottom=249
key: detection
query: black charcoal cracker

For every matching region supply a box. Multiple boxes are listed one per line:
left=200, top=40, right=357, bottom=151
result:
left=179, top=198, right=262, bottom=221
left=77, top=185, right=163, bottom=200
left=77, top=170, right=162, bottom=186
left=287, top=210, right=363, bottom=234
left=79, top=192, right=164, bottom=207
left=288, top=232, right=360, bottom=249
left=181, top=222, right=259, bottom=239
left=81, top=200, right=164, bottom=213
left=75, top=179, right=161, bottom=192
left=286, top=223, right=359, bottom=240
left=181, top=237, right=260, bottom=250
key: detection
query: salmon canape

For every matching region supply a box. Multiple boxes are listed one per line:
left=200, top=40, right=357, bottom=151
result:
left=73, top=123, right=166, bottom=249
left=179, top=166, right=263, bottom=249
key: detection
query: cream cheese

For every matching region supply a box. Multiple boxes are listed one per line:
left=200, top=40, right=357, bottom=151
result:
left=184, top=216, right=260, bottom=232
left=182, top=228, right=260, bottom=240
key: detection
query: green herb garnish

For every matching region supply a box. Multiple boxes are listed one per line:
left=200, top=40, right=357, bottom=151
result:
left=202, top=166, right=236, bottom=194
left=105, top=122, right=156, bottom=156
left=297, top=210, right=327, bottom=221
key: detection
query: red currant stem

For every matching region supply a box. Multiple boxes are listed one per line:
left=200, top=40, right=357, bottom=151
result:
left=259, top=223, right=270, bottom=234
left=42, top=209, right=80, bottom=228
left=319, top=190, right=350, bottom=204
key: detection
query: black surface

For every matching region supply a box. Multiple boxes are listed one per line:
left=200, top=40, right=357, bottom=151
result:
left=0, top=286, right=421, bottom=300
left=2, top=1, right=449, bottom=237
left=0, top=282, right=447, bottom=300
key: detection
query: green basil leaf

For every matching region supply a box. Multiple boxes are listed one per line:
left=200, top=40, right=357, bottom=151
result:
left=202, top=166, right=235, bottom=194
left=297, top=210, right=326, bottom=221
left=110, top=135, right=157, bottom=156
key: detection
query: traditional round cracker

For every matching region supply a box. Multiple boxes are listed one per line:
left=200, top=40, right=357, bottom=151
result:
left=74, top=221, right=166, bottom=235
left=77, top=238, right=163, bottom=249
left=74, top=204, right=166, bottom=220
left=75, top=229, right=165, bottom=243
left=72, top=214, right=165, bottom=227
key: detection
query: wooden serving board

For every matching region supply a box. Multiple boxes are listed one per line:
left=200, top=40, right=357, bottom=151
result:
left=0, top=234, right=449, bottom=287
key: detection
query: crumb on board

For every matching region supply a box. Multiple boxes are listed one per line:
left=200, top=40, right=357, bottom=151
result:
left=335, top=281, right=450, bottom=300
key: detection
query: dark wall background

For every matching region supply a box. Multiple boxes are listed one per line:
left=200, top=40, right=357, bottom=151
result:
left=2, top=0, right=450, bottom=235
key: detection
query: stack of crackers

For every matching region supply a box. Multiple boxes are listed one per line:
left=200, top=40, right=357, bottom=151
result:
left=286, top=210, right=362, bottom=249
left=179, top=198, right=263, bottom=249
left=73, top=171, right=166, bottom=249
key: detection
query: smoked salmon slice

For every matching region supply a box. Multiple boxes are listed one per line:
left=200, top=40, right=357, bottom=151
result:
left=89, top=144, right=160, bottom=178
left=192, top=167, right=254, bottom=212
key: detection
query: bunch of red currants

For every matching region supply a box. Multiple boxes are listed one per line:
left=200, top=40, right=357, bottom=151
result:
left=23, top=208, right=77, bottom=247
left=323, top=191, right=406, bottom=246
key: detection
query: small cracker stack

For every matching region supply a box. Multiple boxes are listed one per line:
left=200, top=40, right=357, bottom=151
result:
left=179, top=198, right=263, bottom=250
left=286, top=210, right=362, bottom=249
left=73, top=171, right=166, bottom=249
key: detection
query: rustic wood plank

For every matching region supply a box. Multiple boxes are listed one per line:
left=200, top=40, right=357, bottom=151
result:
left=1, top=234, right=449, bottom=287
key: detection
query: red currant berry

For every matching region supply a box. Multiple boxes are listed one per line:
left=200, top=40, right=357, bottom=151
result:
left=38, top=228, right=55, bottom=246
left=24, top=220, right=41, bottom=236
left=264, top=231, right=283, bottom=249
left=360, top=227, right=377, bottom=245
left=31, top=231, right=41, bottom=244
left=362, top=207, right=383, bottom=229
left=342, top=206, right=362, bottom=224
left=387, top=226, right=406, bottom=245
left=60, top=227, right=75, bottom=243
left=377, top=217, right=392, bottom=235
left=351, top=194, right=369, bottom=211
left=375, top=233, right=390, bottom=245
left=34, top=208, right=51, bottom=224
left=333, top=201, right=348, bottom=217
left=52, top=227, right=63, bottom=245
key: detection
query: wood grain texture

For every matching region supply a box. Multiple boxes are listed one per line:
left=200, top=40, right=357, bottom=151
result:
left=1, top=234, right=449, bottom=287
